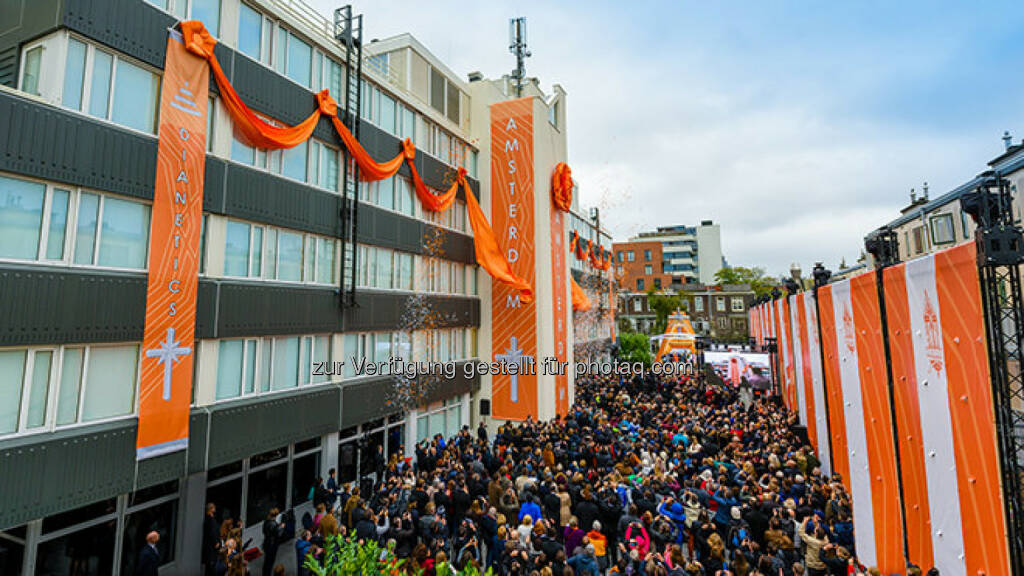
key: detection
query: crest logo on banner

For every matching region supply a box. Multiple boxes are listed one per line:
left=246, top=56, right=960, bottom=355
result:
left=923, top=291, right=944, bottom=374
left=842, top=304, right=855, bottom=354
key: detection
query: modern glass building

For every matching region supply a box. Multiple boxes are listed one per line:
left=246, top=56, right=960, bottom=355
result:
left=0, top=0, right=486, bottom=573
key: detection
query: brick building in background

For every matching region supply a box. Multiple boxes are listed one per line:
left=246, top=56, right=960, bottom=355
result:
left=612, top=240, right=674, bottom=292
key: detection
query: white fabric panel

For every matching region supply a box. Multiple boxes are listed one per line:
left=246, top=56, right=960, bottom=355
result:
left=790, top=295, right=808, bottom=426
left=831, top=279, right=877, bottom=568
left=905, top=255, right=966, bottom=574
left=776, top=299, right=791, bottom=404
left=804, top=292, right=831, bottom=476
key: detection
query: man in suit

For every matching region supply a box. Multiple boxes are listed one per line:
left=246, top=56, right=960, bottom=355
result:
left=135, top=531, right=161, bottom=576
left=202, top=503, right=220, bottom=576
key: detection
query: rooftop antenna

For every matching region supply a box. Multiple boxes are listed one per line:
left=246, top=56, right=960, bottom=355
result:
left=509, top=17, right=531, bottom=98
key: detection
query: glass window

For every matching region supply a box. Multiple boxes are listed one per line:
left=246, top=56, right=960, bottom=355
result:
left=316, top=238, right=334, bottom=284
left=291, top=452, right=320, bottom=506
left=21, top=45, right=43, bottom=95
left=930, top=213, right=955, bottom=245
left=191, top=0, right=222, bottom=37
left=285, top=32, right=312, bottom=87
left=303, top=237, right=315, bottom=282
left=36, top=518, right=117, bottom=576
left=25, top=351, right=52, bottom=428
left=246, top=463, right=287, bottom=527
left=446, top=83, right=460, bottom=125
left=278, top=231, right=303, bottom=281
left=377, top=249, right=393, bottom=289
left=398, top=253, right=413, bottom=290
left=45, top=188, right=70, bottom=260
left=251, top=226, right=263, bottom=277
left=63, top=38, right=87, bottom=110
left=97, top=197, right=150, bottom=269
left=205, top=476, right=242, bottom=527
left=0, top=175, right=45, bottom=260
left=224, top=221, right=251, bottom=277
left=429, top=68, right=445, bottom=114
left=112, top=59, right=159, bottom=134
left=88, top=50, right=114, bottom=119
left=312, top=336, right=330, bottom=384
left=237, top=3, right=263, bottom=60
left=264, top=228, right=278, bottom=279
left=81, top=345, right=138, bottom=421
left=121, top=498, right=177, bottom=574
left=231, top=134, right=256, bottom=165
left=379, top=92, right=396, bottom=134
left=57, top=348, right=84, bottom=425
left=375, top=334, right=391, bottom=364
left=217, top=340, right=244, bottom=400
left=272, top=337, right=299, bottom=389
left=0, top=351, right=26, bottom=434
left=282, top=140, right=308, bottom=182
left=343, top=334, right=357, bottom=378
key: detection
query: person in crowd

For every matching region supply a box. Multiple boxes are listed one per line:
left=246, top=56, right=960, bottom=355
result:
left=261, top=508, right=284, bottom=576
left=134, top=531, right=160, bottom=576
left=202, top=503, right=220, bottom=576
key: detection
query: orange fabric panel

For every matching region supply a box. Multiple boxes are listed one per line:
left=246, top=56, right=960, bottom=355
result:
left=550, top=186, right=569, bottom=416
left=551, top=162, right=573, bottom=212
left=571, top=277, right=592, bottom=311
left=137, top=33, right=209, bottom=459
left=464, top=175, right=533, bottom=303
left=329, top=115, right=408, bottom=182
left=850, top=272, right=905, bottom=574
left=797, top=294, right=818, bottom=449
left=882, top=263, right=935, bottom=569
left=817, top=287, right=850, bottom=493
left=490, top=98, right=537, bottom=420
left=181, top=21, right=326, bottom=149
left=934, top=243, right=1011, bottom=575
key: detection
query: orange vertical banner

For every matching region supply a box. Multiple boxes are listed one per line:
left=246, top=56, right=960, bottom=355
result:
left=491, top=98, right=537, bottom=420
left=849, top=271, right=905, bottom=574
left=817, top=286, right=850, bottom=492
left=549, top=173, right=569, bottom=417
left=137, top=31, right=209, bottom=459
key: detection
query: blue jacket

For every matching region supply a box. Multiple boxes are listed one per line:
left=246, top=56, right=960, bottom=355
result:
left=568, top=553, right=601, bottom=576
left=711, top=492, right=740, bottom=526
left=519, top=501, right=542, bottom=523
left=295, top=539, right=313, bottom=576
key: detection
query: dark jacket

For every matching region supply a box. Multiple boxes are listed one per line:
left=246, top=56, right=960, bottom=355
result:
left=134, top=544, right=160, bottom=576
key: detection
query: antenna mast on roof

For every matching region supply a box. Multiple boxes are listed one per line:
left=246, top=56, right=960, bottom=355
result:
left=508, top=17, right=531, bottom=97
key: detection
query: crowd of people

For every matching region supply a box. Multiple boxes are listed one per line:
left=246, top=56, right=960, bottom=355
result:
left=202, top=370, right=934, bottom=576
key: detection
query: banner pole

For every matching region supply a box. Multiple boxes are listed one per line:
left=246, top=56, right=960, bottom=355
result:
left=811, top=264, right=836, bottom=477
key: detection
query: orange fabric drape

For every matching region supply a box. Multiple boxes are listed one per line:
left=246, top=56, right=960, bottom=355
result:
left=181, top=21, right=326, bottom=149
left=571, top=277, right=592, bottom=311
left=408, top=145, right=458, bottom=212
left=179, top=20, right=530, bottom=301
left=552, top=162, right=573, bottom=211
left=464, top=174, right=534, bottom=303
left=329, top=115, right=409, bottom=182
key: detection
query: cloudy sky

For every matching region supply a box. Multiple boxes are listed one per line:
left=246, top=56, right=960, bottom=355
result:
left=310, top=0, right=1024, bottom=277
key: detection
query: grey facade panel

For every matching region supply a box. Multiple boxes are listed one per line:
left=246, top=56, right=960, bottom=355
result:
left=0, top=266, right=479, bottom=346
left=0, top=264, right=146, bottom=346
left=0, top=90, right=157, bottom=200
left=135, top=449, right=187, bottom=490
left=0, top=420, right=136, bottom=531
left=206, top=386, right=340, bottom=468
left=220, top=163, right=340, bottom=238
left=188, top=410, right=210, bottom=475
left=64, top=0, right=174, bottom=71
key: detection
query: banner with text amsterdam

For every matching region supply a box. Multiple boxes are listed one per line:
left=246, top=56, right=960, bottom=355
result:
left=491, top=99, right=537, bottom=420
left=136, top=30, right=209, bottom=460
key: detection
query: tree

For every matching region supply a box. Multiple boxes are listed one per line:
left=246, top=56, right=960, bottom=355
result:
left=618, top=332, right=653, bottom=366
left=713, top=266, right=776, bottom=298
left=616, top=317, right=635, bottom=335
left=647, top=289, right=685, bottom=334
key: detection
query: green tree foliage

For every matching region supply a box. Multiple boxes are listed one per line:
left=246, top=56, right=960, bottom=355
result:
left=618, top=332, right=653, bottom=366
left=713, top=266, right=776, bottom=298
left=647, top=289, right=685, bottom=334
left=305, top=535, right=494, bottom=576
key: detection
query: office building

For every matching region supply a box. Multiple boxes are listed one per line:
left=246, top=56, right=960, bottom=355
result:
left=616, top=220, right=724, bottom=288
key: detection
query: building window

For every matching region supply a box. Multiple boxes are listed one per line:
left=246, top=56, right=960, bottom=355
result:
left=548, top=100, right=558, bottom=127
left=695, top=297, right=703, bottom=312
left=731, top=297, right=744, bottom=312
left=633, top=299, right=642, bottom=312
left=912, top=226, right=927, bottom=255
left=644, top=249, right=651, bottom=261
left=224, top=220, right=335, bottom=285
left=0, top=174, right=152, bottom=270
left=20, top=45, right=42, bottom=95
left=717, top=317, right=728, bottom=329
left=0, top=344, right=140, bottom=436
left=56, top=36, right=161, bottom=134
left=716, top=297, right=726, bottom=312
left=148, top=0, right=222, bottom=35
left=930, top=213, right=955, bottom=245
left=276, top=27, right=313, bottom=88
left=617, top=251, right=623, bottom=263
left=626, top=251, right=635, bottom=262
left=961, top=210, right=971, bottom=240
left=654, top=278, right=661, bottom=289
left=309, top=141, right=340, bottom=192
left=636, top=278, right=644, bottom=291
left=616, top=265, right=624, bottom=275
left=644, top=265, right=652, bottom=275
left=356, top=245, right=415, bottom=291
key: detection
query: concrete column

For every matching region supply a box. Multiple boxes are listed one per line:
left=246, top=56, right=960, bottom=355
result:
left=405, top=409, right=418, bottom=457
left=321, top=431, right=339, bottom=479
left=175, top=471, right=209, bottom=576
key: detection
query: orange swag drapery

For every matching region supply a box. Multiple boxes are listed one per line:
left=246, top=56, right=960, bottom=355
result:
left=571, top=277, right=592, bottom=311
left=178, top=21, right=532, bottom=301
left=551, top=162, right=573, bottom=212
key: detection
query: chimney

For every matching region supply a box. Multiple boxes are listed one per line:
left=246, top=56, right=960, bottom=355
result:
left=1003, top=130, right=1013, bottom=151
left=910, top=188, right=916, bottom=203
left=922, top=181, right=929, bottom=201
